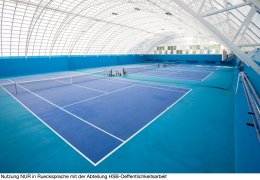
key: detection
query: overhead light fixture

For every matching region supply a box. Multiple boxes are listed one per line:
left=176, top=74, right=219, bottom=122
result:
left=165, top=12, right=172, bottom=16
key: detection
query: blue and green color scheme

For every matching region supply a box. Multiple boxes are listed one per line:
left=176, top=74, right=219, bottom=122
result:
left=0, top=54, right=259, bottom=173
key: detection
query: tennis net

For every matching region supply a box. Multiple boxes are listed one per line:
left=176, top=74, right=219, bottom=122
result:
left=1, top=71, right=107, bottom=96
left=123, top=64, right=159, bottom=74
left=161, top=61, right=181, bottom=68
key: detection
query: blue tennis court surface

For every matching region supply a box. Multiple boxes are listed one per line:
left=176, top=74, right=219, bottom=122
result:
left=3, top=75, right=191, bottom=165
left=166, top=64, right=220, bottom=71
left=131, top=69, right=213, bottom=81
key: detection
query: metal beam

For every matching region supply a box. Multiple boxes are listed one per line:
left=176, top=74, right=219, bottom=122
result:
left=248, top=0, right=260, bottom=9
left=233, top=6, right=256, bottom=42
left=238, top=43, right=260, bottom=47
left=173, top=0, right=260, bottom=75
left=203, top=2, right=251, bottom=17
left=198, top=0, right=207, bottom=14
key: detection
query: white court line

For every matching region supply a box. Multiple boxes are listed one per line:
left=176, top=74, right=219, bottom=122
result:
left=63, top=83, right=189, bottom=108
left=121, top=76, right=191, bottom=91
left=165, top=70, right=182, bottom=76
left=94, top=88, right=193, bottom=166
left=74, top=70, right=192, bottom=91
left=16, top=84, right=124, bottom=143
left=6, top=71, right=103, bottom=84
left=18, top=72, right=81, bottom=81
left=168, top=65, right=220, bottom=71
left=201, top=72, right=213, bottom=82
left=136, top=84, right=188, bottom=93
left=195, top=65, right=220, bottom=71
left=3, top=80, right=192, bottom=166
left=1, top=86, right=97, bottom=166
left=62, top=84, right=137, bottom=108
left=10, top=77, right=108, bottom=95
left=56, top=79, right=108, bottom=94
left=8, top=79, right=14, bottom=83
left=74, top=71, right=134, bottom=85
left=135, top=70, right=180, bottom=77
left=69, top=83, right=108, bottom=94
left=215, top=66, right=221, bottom=70
left=0, top=79, right=13, bottom=86
left=95, top=77, right=133, bottom=85
left=10, top=73, right=108, bottom=94
left=133, top=71, right=202, bottom=81
left=165, top=74, right=203, bottom=81
left=133, top=70, right=211, bottom=82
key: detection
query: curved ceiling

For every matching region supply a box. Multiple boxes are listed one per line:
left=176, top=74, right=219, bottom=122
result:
left=0, top=0, right=259, bottom=59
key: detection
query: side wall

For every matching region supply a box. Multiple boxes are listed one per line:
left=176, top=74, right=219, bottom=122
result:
left=144, top=54, right=222, bottom=63
left=0, top=54, right=222, bottom=78
left=0, top=55, right=144, bottom=78
left=0, top=56, right=70, bottom=78
left=68, top=55, right=144, bottom=70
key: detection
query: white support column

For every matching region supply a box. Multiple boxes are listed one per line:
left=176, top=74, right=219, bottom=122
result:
left=173, top=0, right=260, bottom=75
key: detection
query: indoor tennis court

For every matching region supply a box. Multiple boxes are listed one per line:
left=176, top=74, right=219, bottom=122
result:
left=2, top=69, right=191, bottom=165
left=122, top=64, right=214, bottom=81
left=0, top=0, right=259, bottom=174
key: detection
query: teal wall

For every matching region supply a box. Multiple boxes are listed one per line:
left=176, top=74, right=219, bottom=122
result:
left=0, top=55, right=144, bottom=78
left=0, top=56, right=69, bottom=78
left=0, top=54, right=223, bottom=78
left=144, top=54, right=222, bottom=63
left=68, top=55, right=144, bottom=70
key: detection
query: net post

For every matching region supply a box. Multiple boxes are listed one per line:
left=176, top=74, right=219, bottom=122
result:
left=15, top=83, right=17, bottom=95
